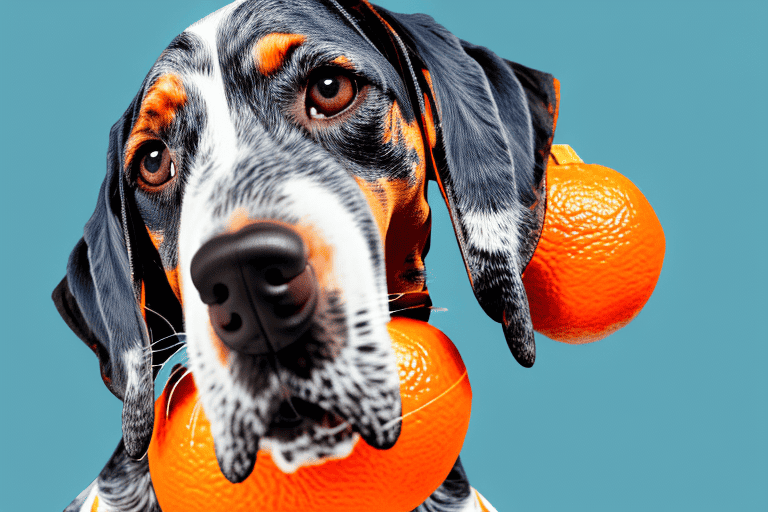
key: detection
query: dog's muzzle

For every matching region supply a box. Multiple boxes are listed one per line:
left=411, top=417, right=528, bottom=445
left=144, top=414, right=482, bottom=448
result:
left=190, top=222, right=319, bottom=355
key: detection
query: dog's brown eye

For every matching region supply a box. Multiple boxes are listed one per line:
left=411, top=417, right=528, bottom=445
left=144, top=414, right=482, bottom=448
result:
left=137, top=143, right=175, bottom=188
left=307, top=72, right=357, bottom=119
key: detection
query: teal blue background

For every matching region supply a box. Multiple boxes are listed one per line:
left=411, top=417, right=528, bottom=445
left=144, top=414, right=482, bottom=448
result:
left=2, top=1, right=766, bottom=510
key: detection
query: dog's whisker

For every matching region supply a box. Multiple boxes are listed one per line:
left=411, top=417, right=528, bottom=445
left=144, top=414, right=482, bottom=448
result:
left=380, top=370, right=469, bottom=431
left=151, top=346, right=188, bottom=373
left=153, top=353, right=189, bottom=371
left=50, top=0, right=578, bottom=507
left=189, top=398, right=203, bottom=446
left=165, top=362, right=189, bottom=382
left=166, top=368, right=193, bottom=420
left=143, top=305, right=178, bottom=335
left=267, top=354, right=303, bottom=420
left=149, top=340, right=187, bottom=354
left=147, top=344, right=186, bottom=363
left=388, top=304, right=443, bottom=315
left=149, top=332, right=188, bottom=348
left=321, top=419, right=353, bottom=437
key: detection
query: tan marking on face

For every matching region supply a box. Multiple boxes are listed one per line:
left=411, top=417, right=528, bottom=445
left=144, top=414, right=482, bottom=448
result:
left=295, top=222, right=336, bottom=292
left=124, top=74, right=187, bottom=169
left=354, top=176, right=430, bottom=295
left=331, top=55, right=354, bottom=69
left=225, top=211, right=337, bottom=292
left=254, top=33, right=306, bottom=75
left=382, top=101, right=427, bottom=165
left=204, top=212, right=338, bottom=368
left=208, top=323, right=230, bottom=367
left=354, top=176, right=391, bottom=240
left=227, top=208, right=252, bottom=233
left=378, top=96, right=434, bottom=293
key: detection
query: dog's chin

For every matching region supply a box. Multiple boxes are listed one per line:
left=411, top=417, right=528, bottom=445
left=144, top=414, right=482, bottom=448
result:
left=260, top=399, right=361, bottom=473
left=212, top=397, right=362, bottom=481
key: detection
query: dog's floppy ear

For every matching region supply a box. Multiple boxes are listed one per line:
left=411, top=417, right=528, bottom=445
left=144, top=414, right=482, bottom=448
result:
left=378, top=9, right=559, bottom=367
left=52, top=95, right=183, bottom=458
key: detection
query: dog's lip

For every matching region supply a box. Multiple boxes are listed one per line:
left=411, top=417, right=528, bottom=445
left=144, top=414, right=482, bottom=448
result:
left=158, top=370, right=352, bottom=435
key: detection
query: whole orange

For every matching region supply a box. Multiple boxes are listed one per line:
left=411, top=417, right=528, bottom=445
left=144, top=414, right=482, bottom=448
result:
left=148, top=317, right=471, bottom=512
left=523, top=145, right=665, bottom=344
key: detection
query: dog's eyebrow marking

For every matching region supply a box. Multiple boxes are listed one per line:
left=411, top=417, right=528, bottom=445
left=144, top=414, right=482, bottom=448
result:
left=254, top=33, right=306, bottom=75
left=332, top=55, right=354, bottom=69
left=125, top=74, right=187, bottom=168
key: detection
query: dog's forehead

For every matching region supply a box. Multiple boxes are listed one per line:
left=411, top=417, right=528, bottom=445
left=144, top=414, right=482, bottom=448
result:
left=151, top=0, right=397, bottom=88
left=201, top=0, right=354, bottom=44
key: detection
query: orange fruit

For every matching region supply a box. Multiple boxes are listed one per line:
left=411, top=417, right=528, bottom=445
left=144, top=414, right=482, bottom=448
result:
left=522, top=145, right=665, bottom=344
left=148, top=317, right=471, bottom=512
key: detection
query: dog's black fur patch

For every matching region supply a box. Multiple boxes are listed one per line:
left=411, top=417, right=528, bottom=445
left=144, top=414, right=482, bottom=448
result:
left=56, top=1, right=558, bottom=509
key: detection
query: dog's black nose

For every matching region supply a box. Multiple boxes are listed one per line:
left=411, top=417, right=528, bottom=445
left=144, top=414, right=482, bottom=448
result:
left=190, top=222, right=318, bottom=355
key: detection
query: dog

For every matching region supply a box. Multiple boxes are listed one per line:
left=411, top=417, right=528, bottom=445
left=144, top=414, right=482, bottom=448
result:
left=53, top=1, right=559, bottom=510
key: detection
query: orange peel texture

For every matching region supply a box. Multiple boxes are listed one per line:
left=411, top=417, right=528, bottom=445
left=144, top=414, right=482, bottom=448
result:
left=148, top=317, right=471, bottom=512
left=523, top=145, right=665, bottom=344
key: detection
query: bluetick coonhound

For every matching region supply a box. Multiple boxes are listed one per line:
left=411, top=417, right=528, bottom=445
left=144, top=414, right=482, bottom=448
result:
left=53, top=0, right=559, bottom=510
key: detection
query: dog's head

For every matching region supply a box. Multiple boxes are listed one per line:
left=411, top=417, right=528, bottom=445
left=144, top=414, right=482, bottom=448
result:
left=53, top=0, right=558, bottom=482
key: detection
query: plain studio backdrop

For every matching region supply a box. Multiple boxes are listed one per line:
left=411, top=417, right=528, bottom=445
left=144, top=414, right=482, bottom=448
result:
left=1, top=1, right=766, bottom=510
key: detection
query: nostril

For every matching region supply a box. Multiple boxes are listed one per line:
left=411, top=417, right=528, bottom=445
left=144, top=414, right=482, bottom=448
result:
left=222, top=313, right=242, bottom=332
left=213, top=283, right=229, bottom=304
left=190, top=222, right=319, bottom=355
left=264, top=267, right=286, bottom=285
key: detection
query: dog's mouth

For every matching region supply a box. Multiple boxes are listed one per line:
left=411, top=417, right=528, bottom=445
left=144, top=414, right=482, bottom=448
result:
left=179, top=217, right=401, bottom=482
left=269, top=397, right=347, bottom=433
left=181, top=304, right=404, bottom=483
left=260, top=396, right=360, bottom=473
left=173, top=328, right=401, bottom=482
left=156, top=360, right=377, bottom=479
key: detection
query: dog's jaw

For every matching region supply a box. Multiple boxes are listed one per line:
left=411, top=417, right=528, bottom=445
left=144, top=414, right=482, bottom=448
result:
left=260, top=423, right=360, bottom=474
left=145, top=1, right=417, bottom=483
left=177, top=123, right=401, bottom=482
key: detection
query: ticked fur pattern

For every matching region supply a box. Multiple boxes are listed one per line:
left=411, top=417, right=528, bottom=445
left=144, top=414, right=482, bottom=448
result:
left=55, top=0, right=557, bottom=510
